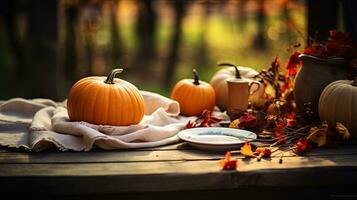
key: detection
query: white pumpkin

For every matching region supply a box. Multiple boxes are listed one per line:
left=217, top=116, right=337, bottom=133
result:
left=210, top=64, right=264, bottom=110
left=318, top=78, right=357, bottom=138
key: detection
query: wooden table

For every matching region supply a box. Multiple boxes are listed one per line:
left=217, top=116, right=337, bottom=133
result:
left=1, top=142, right=357, bottom=199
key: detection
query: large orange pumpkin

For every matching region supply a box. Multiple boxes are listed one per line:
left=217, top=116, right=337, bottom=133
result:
left=171, top=69, right=216, bottom=116
left=67, top=68, right=144, bottom=126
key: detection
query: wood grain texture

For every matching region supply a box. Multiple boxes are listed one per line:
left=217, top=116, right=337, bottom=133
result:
left=1, top=143, right=357, bottom=195
left=1, top=155, right=357, bottom=194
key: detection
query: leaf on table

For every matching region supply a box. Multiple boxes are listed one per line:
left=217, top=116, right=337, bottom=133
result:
left=240, top=142, right=256, bottom=158
left=185, top=120, right=196, bottom=129
left=197, top=110, right=221, bottom=127
left=229, top=119, right=240, bottom=129
left=294, top=137, right=309, bottom=154
left=254, top=147, right=272, bottom=157
left=238, top=113, right=257, bottom=129
left=219, top=151, right=238, bottom=170
left=308, top=122, right=328, bottom=147
left=335, top=122, right=350, bottom=140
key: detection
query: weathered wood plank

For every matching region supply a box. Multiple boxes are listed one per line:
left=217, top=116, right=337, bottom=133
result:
left=1, top=155, right=357, bottom=194
left=1, top=145, right=357, bottom=164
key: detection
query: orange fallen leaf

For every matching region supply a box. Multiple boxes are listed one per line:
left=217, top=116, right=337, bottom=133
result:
left=254, top=147, right=272, bottom=161
left=255, top=147, right=272, bottom=157
left=219, top=151, right=238, bottom=170
left=240, top=142, right=256, bottom=158
left=229, top=119, right=240, bottom=129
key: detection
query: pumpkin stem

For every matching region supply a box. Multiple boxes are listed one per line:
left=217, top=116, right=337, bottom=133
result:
left=217, top=61, right=241, bottom=79
left=193, top=69, right=200, bottom=85
left=352, top=77, right=357, bottom=87
left=104, top=68, right=123, bottom=84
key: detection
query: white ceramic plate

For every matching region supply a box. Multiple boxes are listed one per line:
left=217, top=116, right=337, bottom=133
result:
left=177, top=127, right=257, bottom=151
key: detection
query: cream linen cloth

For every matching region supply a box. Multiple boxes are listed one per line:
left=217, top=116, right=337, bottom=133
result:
left=0, top=91, right=227, bottom=151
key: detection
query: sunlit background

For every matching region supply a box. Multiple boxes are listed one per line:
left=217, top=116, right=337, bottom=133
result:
left=0, top=0, right=312, bottom=100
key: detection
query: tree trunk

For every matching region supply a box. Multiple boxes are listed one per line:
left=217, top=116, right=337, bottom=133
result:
left=0, top=0, right=26, bottom=97
left=163, top=1, right=187, bottom=86
left=196, top=1, right=211, bottom=72
left=27, top=0, right=60, bottom=100
left=64, top=3, right=79, bottom=88
left=134, top=0, right=157, bottom=72
left=307, top=0, right=337, bottom=42
left=109, top=0, right=122, bottom=68
left=253, top=0, right=267, bottom=50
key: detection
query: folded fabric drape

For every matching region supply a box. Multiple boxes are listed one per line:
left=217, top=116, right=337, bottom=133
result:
left=0, top=91, right=227, bottom=151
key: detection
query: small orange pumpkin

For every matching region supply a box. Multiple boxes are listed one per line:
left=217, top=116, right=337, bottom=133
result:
left=67, top=68, right=144, bottom=126
left=171, top=69, right=216, bottom=116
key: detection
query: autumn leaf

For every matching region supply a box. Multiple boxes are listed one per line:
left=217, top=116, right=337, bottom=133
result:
left=264, top=83, right=276, bottom=99
left=219, top=151, right=238, bottom=170
left=229, top=119, right=240, bottom=129
left=308, top=122, right=328, bottom=147
left=240, top=142, right=256, bottom=158
left=294, top=137, right=309, bottom=154
left=254, top=147, right=272, bottom=161
left=285, top=51, right=301, bottom=76
left=197, top=110, right=221, bottom=127
left=238, top=113, right=257, bottom=129
left=286, top=113, right=297, bottom=127
left=187, top=110, right=221, bottom=128
left=267, top=102, right=279, bottom=116
left=185, top=120, right=196, bottom=129
left=335, top=122, right=350, bottom=140
left=274, top=121, right=286, bottom=144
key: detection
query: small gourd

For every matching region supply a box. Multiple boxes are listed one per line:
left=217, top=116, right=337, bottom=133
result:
left=318, top=77, right=357, bottom=138
left=67, top=68, right=144, bottom=126
left=171, top=69, right=216, bottom=116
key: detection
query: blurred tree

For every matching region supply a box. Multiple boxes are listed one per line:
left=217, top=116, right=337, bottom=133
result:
left=164, top=0, right=188, bottom=86
left=64, top=1, right=79, bottom=89
left=195, top=0, right=212, bottom=72
left=343, top=0, right=357, bottom=42
left=27, top=0, right=61, bottom=99
left=281, top=0, right=294, bottom=41
left=253, top=0, right=267, bottom=50
left=109, top=0, right=122, bottom=68
left=81, top=1, right=103, bottom=76
left=236, top=0, right=248, bottom=32
left=0, top=0, right=26, bottom=97
left=134, top=0, right=157, bottom=72
left=307, top=0, right=337, bottom=42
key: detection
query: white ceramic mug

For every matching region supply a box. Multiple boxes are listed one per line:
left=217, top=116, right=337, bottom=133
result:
left=226, top=78, right=261, bottom=119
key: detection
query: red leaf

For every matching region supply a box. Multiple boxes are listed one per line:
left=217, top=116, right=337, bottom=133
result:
left=219, top=151, right=238, bottom=170
left=294, top=137, right=309, bottom=154
left=274, top=121, right=286, bottom=144
left=285, top=51, right=301, bottom=76
left=286, top=113, right=297, bottom=127
left=185, top=120, right=196, bottom=129
left=238, top=113, right=257, bottom=129
left=254, top=147, right=272, bottom=157
left=198, top=110, right=221, bottom=127
left=304, top=30, right=357, bottom=59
